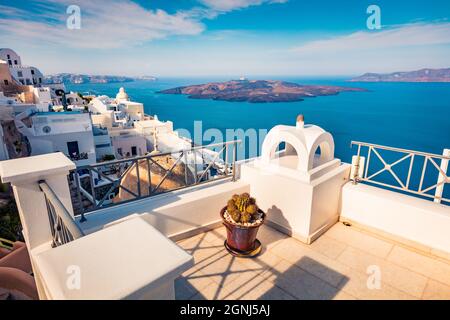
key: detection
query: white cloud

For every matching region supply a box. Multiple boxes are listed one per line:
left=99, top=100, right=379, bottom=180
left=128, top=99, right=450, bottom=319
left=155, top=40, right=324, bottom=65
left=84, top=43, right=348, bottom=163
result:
left=198, top=0, right=287, bottom=12
left=0, top=0, right=288, bottom=49
left=292, top=22, right=450, bottom=55
left=0, top=0, right=205, bottom=49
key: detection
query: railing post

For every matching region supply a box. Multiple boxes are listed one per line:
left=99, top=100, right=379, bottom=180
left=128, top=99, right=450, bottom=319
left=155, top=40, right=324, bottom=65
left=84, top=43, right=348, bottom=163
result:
left=74, top=171, right=86, bottom=222
left=146, top=158, right=152, bottom=195
left=351, top=144, right=362, bottom=184
left=135, top=159, right=141, bottom=198
left=224, top=143, right=229, bottom=175
left=183, top=151, right=189, bottom=185
left=0, top=153, right=76, bottom=249
left=434, top=149, right=450, bottom=204
left=232, top=141, right=237, bottom=181
left=0, top=153, right=76, bottom=299
left=193, top=150, right=198, bottom=184
left=89, top=169, right=97, bottom=209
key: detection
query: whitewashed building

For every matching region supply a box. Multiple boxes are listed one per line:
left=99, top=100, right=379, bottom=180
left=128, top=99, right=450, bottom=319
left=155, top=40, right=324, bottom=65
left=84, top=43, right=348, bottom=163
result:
left=0, top=48, right=44, bottom=86
left=14, top=110, right=96, bottom=166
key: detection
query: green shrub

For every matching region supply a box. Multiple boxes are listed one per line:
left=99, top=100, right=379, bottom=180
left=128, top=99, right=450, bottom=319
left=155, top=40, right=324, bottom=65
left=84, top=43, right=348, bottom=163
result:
left=102, top=154, right=115, bottom=161
left=0, top=200, right=22, bottom=242
left=0, top=182, right=9, bottom=193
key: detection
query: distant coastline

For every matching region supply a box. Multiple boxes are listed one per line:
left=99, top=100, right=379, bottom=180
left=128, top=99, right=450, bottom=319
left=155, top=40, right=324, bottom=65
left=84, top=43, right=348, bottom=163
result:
left=44, top=73, right=157, bottom=85
left=158, top=80, right=366, bottom=103
left=349, top=68, right=450, bottom=82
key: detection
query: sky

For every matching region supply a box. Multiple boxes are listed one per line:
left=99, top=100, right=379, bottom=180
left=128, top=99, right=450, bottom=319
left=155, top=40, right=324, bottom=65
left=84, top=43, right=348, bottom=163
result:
left=0, top=0, right=449, bottom=77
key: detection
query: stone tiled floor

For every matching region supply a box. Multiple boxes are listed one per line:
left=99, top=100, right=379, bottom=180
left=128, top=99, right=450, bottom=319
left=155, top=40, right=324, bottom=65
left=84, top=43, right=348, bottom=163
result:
left=175, top=222, right=450, bottom=300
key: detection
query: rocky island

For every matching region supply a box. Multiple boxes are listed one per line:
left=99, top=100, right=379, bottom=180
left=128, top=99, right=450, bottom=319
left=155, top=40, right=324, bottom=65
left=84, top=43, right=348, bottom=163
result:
left=350, top=68, right=450, bottom=82
left=158, top=80, right=366, bottom=103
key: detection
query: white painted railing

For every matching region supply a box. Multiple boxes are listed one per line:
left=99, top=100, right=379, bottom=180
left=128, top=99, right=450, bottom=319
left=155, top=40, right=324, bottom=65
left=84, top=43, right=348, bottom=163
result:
left=351, top=141, right=450, bottom=204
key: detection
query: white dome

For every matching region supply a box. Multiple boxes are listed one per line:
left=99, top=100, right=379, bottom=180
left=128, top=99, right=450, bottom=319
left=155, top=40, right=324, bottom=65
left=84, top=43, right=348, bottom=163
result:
left=260, top=115, right=335, bottom=173
left=116, top=87, right=129, bottom=102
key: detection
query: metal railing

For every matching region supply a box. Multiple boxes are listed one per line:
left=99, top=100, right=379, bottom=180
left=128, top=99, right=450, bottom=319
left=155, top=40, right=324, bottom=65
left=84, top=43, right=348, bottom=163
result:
left=39, top=181, right=85, bottom=247
left=71, top=140, right=241, bottom=219
left=351, top=141, right=450, bottom=204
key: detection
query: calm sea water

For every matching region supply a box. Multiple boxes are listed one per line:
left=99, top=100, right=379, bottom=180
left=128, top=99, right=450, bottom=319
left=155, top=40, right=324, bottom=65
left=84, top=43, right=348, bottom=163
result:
left=68, top=78, right=450, bottom=198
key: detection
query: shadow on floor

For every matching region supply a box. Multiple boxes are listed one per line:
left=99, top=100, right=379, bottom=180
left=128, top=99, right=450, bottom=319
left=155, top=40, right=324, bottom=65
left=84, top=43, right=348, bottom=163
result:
left=176, top=232, right=349, bottom=300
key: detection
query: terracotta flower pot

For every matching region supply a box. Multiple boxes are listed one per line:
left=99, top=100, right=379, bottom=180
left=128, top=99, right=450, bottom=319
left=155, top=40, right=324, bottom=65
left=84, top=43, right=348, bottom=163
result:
left=221, top=206, right=265, bottom=252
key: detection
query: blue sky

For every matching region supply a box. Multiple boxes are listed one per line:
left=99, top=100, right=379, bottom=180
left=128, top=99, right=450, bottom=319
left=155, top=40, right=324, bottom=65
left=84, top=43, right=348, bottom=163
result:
left=0, top=0, right=449, bottom=76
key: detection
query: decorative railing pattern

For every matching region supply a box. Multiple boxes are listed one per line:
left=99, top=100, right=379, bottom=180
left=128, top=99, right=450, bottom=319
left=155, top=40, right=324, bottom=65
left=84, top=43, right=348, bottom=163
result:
left=351, top=141, right=450, bottom=204
left=39, top=181, right=85, bottom=247
left=71, top=140, right=241, bottom=219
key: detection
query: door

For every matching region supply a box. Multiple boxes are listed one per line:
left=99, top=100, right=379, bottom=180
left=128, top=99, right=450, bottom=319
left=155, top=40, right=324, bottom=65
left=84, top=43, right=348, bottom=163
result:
left=131, top=146, right=137, bottom=156
left=67, top=141, right=80, bottom=159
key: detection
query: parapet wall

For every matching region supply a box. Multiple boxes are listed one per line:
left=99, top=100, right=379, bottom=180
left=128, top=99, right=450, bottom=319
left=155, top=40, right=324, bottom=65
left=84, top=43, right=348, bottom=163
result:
left=340, top=183, right=450, bottom=256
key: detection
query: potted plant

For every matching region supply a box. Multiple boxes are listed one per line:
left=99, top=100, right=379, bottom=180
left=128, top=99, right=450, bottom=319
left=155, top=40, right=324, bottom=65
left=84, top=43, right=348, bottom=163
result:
left=221, top=193, right=265, bottom=255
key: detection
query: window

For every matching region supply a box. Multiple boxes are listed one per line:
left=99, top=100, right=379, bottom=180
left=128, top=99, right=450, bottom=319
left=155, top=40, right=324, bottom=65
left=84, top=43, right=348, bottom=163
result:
left=8, top=60, right=11, bottom=66
left=3, top=80, right=8, bottom=85
left=19, top=79, right=24, bottom=85
left=67, top=141, right=80, bottom=159
left=26, top=79, right=31, bottom=85
left=39, top=78, right=42, bottom=83
left=131, top=146, right=137, bottom=156
left=117, top=148, right=123, bottom=156
left=7, top=54, right=10, bottom=59
left=17, top=71, right=23, bottom=77
left=31, top=69, right=35, bottom=75
left=14, top=60, right=17, bottom=65
left=96, top=143, right=111, bottom=148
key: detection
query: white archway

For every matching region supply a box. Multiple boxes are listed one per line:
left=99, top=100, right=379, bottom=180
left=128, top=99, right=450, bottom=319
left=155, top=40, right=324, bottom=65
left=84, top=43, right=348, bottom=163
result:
left=260, top=122, right=335, bottom=173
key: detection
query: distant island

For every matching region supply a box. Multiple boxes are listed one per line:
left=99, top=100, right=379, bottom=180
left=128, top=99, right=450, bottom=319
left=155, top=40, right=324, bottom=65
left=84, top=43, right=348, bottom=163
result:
left=158, top=80, right=366, bottom=103
left=44, top=73, right=157, bottom=84
left=350, top=68, right=450, bottom=82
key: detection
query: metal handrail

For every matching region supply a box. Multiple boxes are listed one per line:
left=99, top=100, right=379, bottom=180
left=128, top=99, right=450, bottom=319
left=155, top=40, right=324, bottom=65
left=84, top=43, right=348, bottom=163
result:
left=71, top=140, right=241, bottom=217
left=39, top=181, right=84, bottom=247
left=352, top=141, right=450, bottom=160
left=351, top=141, right=449, bottom=204
left=76, top=140, right=241, bottom=170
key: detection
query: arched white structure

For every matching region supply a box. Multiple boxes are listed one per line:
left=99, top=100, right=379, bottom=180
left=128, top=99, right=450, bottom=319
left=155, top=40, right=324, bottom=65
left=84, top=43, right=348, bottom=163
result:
left=260, top=121, right=335, bottom=173
left=0, top=48, right=22, bottom=67
left=241, top=116, right=350, bottom=244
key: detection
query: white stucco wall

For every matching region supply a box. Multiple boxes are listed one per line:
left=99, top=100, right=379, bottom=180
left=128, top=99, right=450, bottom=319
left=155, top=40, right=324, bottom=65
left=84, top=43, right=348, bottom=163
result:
left=111, top=134, right=147, bottom=157
left=340, top=183, right=450, bottom=254
left=78, top=180, right=250, bottom=240
left=240, top=160, right=350, bottom=242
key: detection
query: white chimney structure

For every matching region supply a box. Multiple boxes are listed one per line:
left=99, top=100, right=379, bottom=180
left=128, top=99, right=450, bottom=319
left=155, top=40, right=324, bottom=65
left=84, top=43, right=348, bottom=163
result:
left=240, top=115, right=351, bottom=243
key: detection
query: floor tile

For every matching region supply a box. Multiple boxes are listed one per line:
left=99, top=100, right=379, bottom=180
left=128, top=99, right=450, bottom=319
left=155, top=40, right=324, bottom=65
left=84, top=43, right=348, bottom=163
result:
left=338, top=246, right=428, bottom=298
left=422, top=279, right=450, bottom=300
left=190, top=281, right=237, bottom=300
left=325, top=223, right=394, bottom=258
left=387, top=246, right=450, bottom=286
left=271, top=237, right=349, bottom=287
left=337, top=269, right=416, bottom=300
left=233, top=274, right=296, bottom=300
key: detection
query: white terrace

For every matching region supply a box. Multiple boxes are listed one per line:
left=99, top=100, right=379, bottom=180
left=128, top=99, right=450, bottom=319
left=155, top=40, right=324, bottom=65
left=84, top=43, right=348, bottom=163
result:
left=0, top=117, right=449, bottom=300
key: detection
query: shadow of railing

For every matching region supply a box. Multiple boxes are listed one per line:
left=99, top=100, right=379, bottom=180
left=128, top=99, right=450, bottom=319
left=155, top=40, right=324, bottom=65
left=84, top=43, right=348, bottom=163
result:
left=174, top=227, right=349, bottom=300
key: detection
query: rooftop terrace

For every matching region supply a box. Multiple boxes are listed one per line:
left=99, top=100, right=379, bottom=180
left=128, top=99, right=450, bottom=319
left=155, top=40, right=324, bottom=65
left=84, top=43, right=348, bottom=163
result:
left=0, top=117, right=448, bottom=300
left=176, top=223, right=450, bottom=300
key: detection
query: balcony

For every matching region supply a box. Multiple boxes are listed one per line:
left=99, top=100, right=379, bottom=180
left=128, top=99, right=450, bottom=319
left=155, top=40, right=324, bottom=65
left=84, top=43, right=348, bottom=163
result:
left=0, top=118, right=448, bottom=300
left=68, top=152, right=89, bottom=161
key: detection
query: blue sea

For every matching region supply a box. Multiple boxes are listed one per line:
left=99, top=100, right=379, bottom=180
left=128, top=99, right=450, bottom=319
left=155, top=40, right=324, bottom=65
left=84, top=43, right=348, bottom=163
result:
left=67, top=77, right=450, bottom=199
